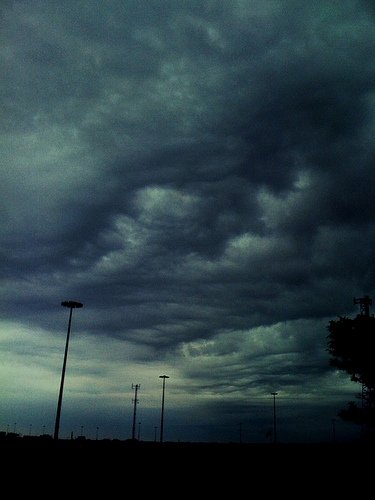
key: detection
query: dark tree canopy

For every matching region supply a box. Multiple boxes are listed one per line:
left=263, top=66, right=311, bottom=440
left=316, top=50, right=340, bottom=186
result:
left=327, top=315, right=375, bottom=388
left=327, top=313, right=375, bottom=432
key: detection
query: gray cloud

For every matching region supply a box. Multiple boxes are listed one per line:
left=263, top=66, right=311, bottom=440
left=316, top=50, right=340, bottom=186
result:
left=1, top=0, right=374, bottom=443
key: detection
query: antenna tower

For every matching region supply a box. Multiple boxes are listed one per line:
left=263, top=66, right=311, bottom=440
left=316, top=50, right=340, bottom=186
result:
left=353, top=295, right=372, bottom=317
left=131, top=383, right=140, bottom=440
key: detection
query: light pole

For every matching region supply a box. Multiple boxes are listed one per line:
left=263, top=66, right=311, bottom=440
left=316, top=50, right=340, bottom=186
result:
left=54, top=300, right=83, bottom=440
left=159, top=375, right=169, bottom=443
left=271, top=392, right=278, bottom=444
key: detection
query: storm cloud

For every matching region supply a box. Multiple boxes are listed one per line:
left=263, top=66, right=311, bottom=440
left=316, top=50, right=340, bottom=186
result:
left=1, top=0, right=374, bottom=442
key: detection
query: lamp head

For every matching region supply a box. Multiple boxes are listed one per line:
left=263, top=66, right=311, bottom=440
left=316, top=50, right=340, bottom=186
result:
left=61, top=301, right=83, bottom=308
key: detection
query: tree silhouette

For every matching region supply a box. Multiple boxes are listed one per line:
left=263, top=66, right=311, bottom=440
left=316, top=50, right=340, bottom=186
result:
left=327, top=306, right=375, bottom=439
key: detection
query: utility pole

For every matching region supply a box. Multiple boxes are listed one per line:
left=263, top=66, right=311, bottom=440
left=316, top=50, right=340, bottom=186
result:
left=131, top=384, right=140, bottom=440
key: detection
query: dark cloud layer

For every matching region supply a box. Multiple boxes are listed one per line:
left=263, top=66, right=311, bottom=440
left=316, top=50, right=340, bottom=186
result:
left=1, top=0, right=375, bottom=442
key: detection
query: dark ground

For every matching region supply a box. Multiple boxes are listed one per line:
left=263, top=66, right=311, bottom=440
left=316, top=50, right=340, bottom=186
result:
left=2, top=437, right=372, bottom=493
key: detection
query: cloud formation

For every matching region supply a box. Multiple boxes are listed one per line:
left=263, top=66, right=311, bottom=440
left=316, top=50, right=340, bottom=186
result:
left=1, top=0, right=374, bottom=442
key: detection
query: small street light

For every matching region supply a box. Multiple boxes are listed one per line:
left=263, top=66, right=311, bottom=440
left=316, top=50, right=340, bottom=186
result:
left=271, top=392, right=278, bottom=444
left=159, top=375, right=169, bottom=443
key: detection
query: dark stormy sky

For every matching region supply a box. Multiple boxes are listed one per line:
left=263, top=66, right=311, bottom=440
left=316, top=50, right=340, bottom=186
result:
left=1, top=0, right=375, bottom=443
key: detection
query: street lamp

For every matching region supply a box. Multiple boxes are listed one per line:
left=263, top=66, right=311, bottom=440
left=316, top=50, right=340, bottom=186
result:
left=159, top=375, right=169, bottom=443
left=271, top=392, right=278, bottom=444
left=54, top=300, right=83, bottom=440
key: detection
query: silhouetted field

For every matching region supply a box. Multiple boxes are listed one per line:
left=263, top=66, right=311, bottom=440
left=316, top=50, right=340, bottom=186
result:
left=2, top=435, right=373, bottom=463
left=2, top=437, right=372, bottom=492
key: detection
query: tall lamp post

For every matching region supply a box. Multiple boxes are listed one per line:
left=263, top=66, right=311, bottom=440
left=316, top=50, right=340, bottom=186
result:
left=271, top=392, right=278, bottom=444
left=54, top=300, right=83, bottom=440
left=159, top=375, right=169, bottom=443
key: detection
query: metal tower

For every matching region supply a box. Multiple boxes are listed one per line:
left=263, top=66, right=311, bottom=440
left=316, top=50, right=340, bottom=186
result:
left=353, top=295, right=373, bottom=441
left=131, top=384, right=140, bottom=440
left=353, top=295, right=372, bottom=317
